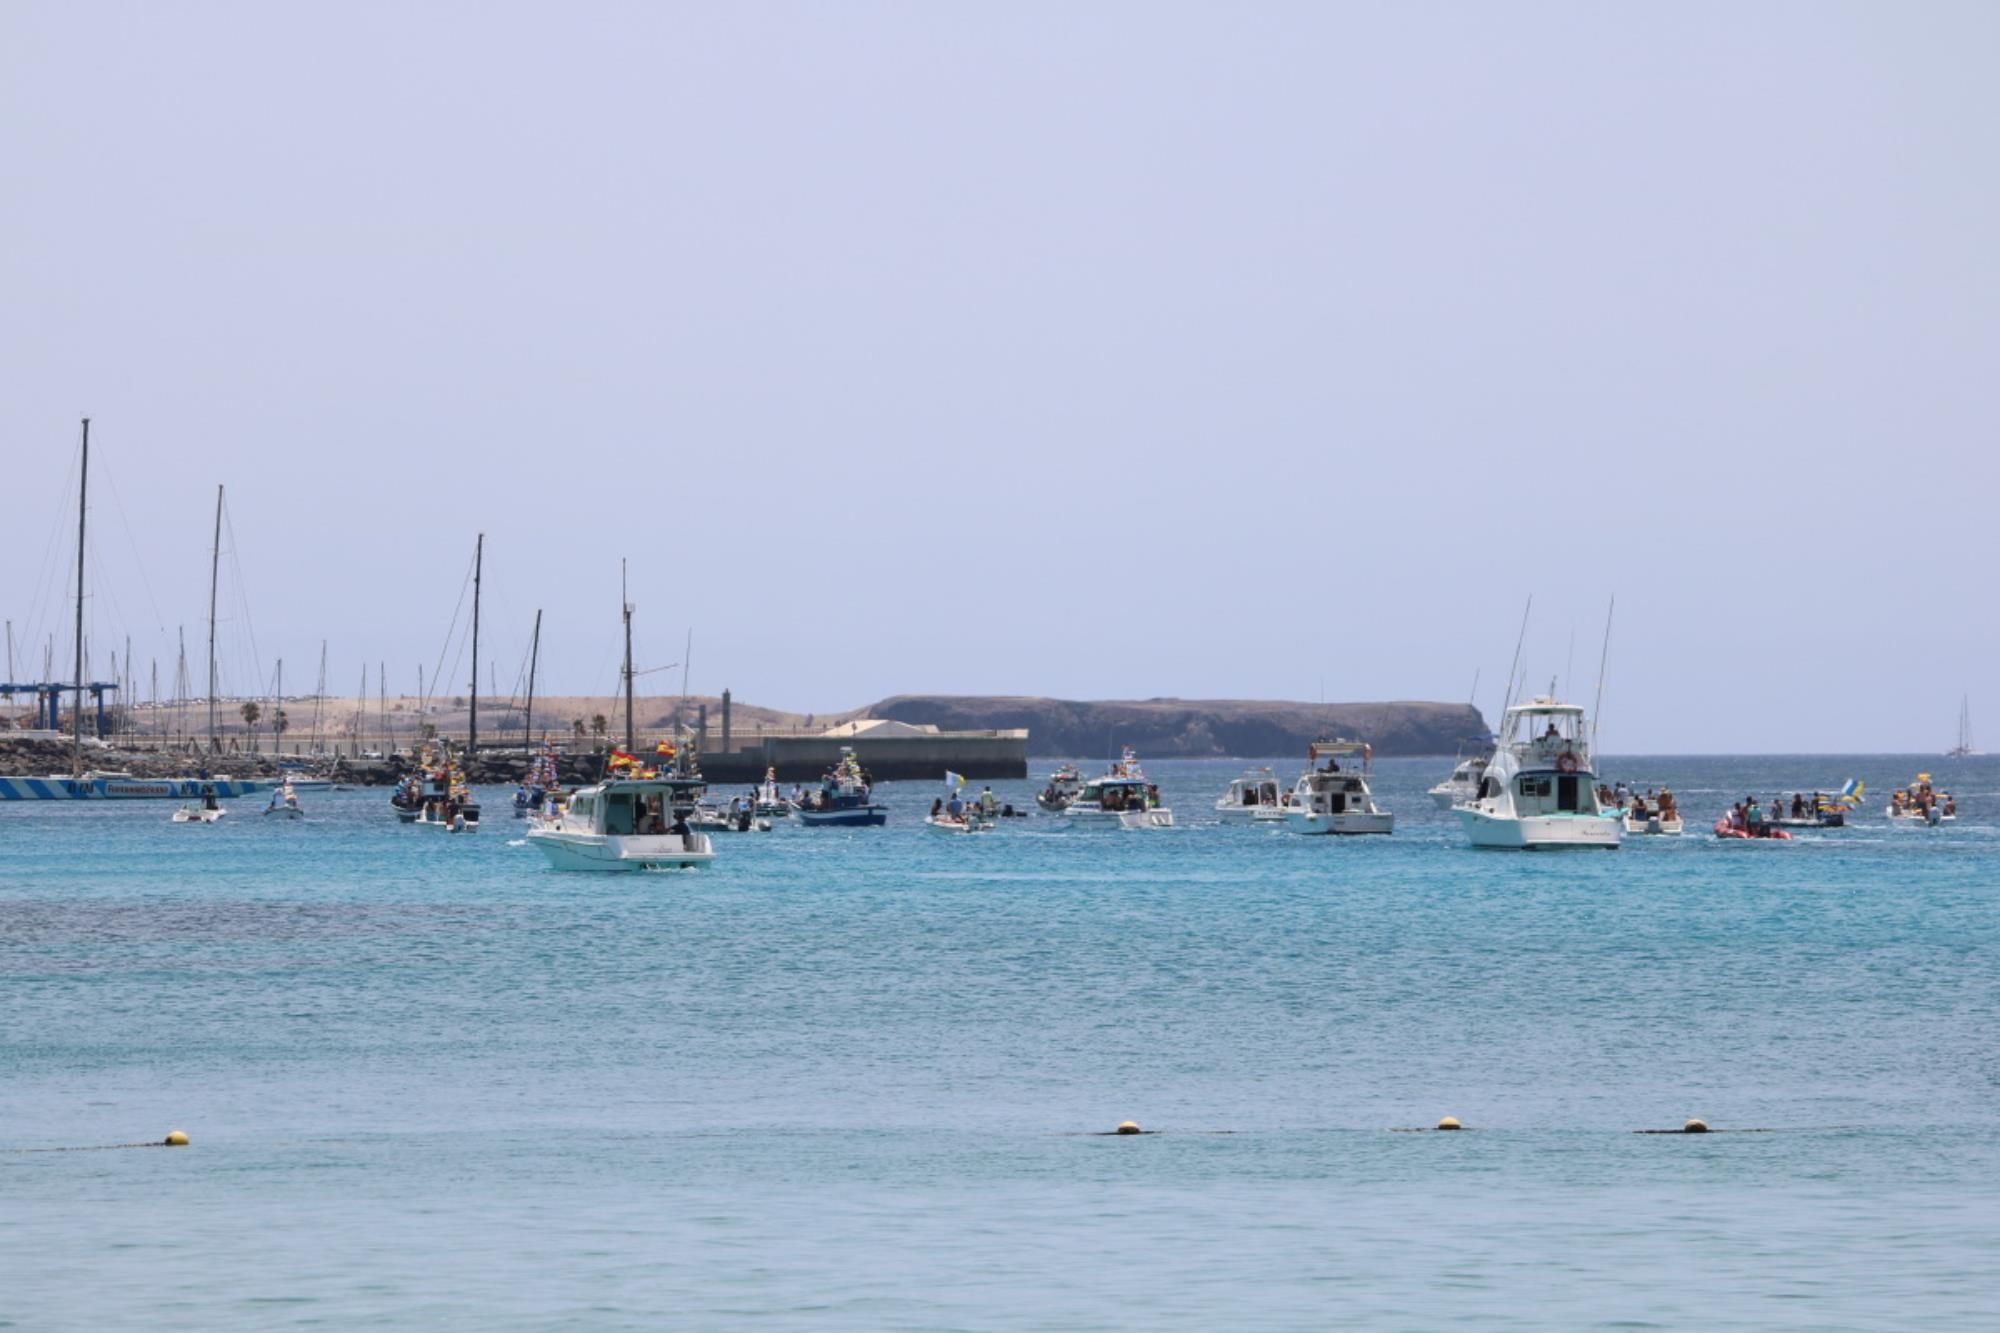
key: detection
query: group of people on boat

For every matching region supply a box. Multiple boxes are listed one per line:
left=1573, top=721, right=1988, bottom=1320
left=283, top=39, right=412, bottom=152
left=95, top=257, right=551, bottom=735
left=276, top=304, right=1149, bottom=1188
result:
left=930, top=786, right=1001, bottom=824
left=1598, top=784, right=1679, bottom=822
left=1890, top=781, right=1954, bottom=818
left=1098, top=782, right=1164, bottom=812
left=1718, top=796, right=1791, bottom=838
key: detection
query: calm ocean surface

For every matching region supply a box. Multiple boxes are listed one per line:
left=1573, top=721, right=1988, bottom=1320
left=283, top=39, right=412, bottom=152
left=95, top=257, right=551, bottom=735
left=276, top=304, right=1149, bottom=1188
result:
left=4, top=755, right=1997, bottom=1330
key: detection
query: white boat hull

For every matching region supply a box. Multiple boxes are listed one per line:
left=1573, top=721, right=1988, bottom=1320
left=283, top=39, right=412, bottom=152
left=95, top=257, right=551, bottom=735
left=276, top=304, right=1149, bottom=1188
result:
left=171, top=807, right=225, bottom=824
left=1887, top=808, right=1953, bottom=825
left=1464, top=804, right=1616, bottom=844
left=1428, top=785, right=1473, bottom=811
left=525, top=828, right=715, bottom=870
left=925, top=815, right=994, bottom=833
left=1622, top=814, right=1683, bottom=836
left=1284, top=809, right=1393, bottom=836
left=1457, top=808, right=1621, bottom=849
left=1066, top=806, right=1174, bottom=828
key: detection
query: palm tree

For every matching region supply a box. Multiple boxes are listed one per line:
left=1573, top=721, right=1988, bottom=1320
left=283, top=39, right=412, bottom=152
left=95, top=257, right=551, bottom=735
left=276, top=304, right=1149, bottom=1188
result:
left=590, top=714, right=608, bottom=751
left=240, top=700, right=261, bottom=750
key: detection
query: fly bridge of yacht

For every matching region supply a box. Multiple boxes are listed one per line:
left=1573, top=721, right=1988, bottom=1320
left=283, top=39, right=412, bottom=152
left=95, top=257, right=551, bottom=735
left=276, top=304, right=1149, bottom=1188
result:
left=1498, top=702, right=1593, bottom=770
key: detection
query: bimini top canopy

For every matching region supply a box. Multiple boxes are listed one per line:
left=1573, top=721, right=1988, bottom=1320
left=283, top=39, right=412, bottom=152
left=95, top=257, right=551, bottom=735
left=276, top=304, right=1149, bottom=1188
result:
left=1505, top=697, right=1585, bottom=717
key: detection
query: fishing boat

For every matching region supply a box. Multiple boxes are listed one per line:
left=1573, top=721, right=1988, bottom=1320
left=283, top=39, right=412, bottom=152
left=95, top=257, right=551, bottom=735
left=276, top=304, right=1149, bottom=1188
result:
left=1281, top=739, right=1393, bottom=835
left=1455, top=698, right=1620, bottom=850
left=1427, top=752, right=1489, bottom=810
left=1064, top=749, right=1172, bottom=828
left=1214, top=767, right=1285, bottom=822
left=392, top=745, right=481, bottom=831
left=1035, top=763, right=1083, bottom=811
left=263, top=779, right=304, bottom=819
left=525, top=745, right=715, bottom=870
left=795, top=747, right=888, bottom=827
left=513, top=738, right=561, bottom=818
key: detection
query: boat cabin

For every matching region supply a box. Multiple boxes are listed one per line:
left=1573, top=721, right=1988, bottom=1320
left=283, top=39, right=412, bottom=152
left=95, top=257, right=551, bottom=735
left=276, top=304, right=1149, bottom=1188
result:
left=1078, top=777, right=1159, bottom=811
left=568, top=777, right=706, bottom=835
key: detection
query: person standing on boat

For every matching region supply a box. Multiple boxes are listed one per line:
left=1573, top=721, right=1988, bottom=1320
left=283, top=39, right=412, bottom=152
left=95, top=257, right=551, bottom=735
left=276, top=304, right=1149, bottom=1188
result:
left=1745, top=796, right=1764, bottom=832
left=978, top=786, right=998, bottom=819
left=945, top=790, right=965, bottom=821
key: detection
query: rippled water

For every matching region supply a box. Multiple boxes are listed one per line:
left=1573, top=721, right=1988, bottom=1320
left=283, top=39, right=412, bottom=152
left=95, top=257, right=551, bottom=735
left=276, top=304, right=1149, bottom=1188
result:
left=4, top=756, right=1997, bottom=1329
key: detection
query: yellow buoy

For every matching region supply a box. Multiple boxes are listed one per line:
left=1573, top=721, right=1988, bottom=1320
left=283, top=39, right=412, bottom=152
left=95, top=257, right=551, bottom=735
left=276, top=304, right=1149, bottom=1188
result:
left=1683, top=1118, right=1709, bottom=1134
left=163, top=1129, right=190, bottom=1147
left=1436, top=1116, right=1463, bottom=1131
left=1115, top=1120, right=1143, bottom=1135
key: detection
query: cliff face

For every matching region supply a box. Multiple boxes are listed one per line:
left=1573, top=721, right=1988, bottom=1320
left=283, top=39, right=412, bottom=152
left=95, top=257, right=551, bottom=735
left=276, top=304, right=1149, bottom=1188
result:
left=859, top=696, right=1489, bottom=759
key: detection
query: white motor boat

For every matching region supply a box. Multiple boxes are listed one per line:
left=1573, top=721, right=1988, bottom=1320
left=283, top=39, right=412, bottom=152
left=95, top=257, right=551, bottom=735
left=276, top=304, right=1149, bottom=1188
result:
left=1282, top=739, right=1393, bottom=835
left=1428, top=752, right=1490, bottom=810
left=1035, top=764, right=1083, bottom=811
left=1064, top=749, right=1173, bottom=828
left=526, top=769, right=715, bottom=870
left=1215, top=767, right=1285, bottom=822
left=1622, top=807, right=1683, bottom=836
left=1455, top=698, right=1620, bottom=850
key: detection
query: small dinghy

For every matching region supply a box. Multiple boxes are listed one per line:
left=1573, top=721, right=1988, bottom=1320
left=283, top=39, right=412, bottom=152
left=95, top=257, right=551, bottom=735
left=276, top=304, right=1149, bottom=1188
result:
left=263, top=780, right=305, bottom=819
left=925, top=813, right=994, bottom=833
left=1713, top=818, right=1791, bottom=840
left=172, top=784, right=226, bottom=823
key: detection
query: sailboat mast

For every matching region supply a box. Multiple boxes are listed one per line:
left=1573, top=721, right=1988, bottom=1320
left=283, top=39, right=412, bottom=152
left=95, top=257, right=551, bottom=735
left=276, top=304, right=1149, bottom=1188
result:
left=1590, top=597, right=1615, bottom=753
left=72, top=418, right=89, bottom=778
left=524, top=609, right=542, bottom=752
left=622, top=559, right=635, bottom=754
left=206, top=485, right=223, bottom=753
left=468, top=533, right=483, bottom=760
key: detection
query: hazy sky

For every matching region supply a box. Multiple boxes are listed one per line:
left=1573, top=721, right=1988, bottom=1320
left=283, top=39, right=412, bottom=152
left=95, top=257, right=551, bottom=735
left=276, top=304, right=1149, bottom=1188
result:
left=3, top=2, right=1994, bottom=751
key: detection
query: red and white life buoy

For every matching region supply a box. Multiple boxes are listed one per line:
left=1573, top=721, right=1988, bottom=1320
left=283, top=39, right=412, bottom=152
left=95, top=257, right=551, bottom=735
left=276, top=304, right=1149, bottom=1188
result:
left=1555, top=752, right=1580, bottom=774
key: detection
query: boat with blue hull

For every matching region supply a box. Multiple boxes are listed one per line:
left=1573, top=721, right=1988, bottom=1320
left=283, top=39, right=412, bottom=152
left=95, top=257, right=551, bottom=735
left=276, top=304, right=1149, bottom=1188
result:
left=0, top=773, right=271, bottom=801
left=796, top=747, right=888, bottom=827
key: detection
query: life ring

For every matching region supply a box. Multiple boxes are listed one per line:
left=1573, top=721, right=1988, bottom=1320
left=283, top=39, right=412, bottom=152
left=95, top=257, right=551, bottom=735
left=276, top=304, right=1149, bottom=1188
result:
left=1555, top=752, right=1580, bottom=774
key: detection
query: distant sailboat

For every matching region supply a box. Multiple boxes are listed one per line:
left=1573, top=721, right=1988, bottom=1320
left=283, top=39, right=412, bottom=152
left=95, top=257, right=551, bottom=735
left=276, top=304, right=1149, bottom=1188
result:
left=1946, top=695, right=1981, bottom=758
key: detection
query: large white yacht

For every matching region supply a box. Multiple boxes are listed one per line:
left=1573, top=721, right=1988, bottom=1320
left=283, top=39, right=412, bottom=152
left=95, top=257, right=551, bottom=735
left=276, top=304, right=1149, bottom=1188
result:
left=1282, top=739, right=1393, bottom=835
left=1454, top=699, right=1619, bottom=850
left=1427, top=752, right=1489, bottom=810
left=1214, top=766, right=1284, bottom=822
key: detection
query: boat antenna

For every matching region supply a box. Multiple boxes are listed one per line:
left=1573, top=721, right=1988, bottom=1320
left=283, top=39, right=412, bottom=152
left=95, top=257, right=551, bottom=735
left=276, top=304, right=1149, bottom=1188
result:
left=1590, top=596, right=1615, bottom=753
left=468, top=533, right=483, bottom=762
left=206, top=484, right=223, bottom=753
left=1499, top=595, right=1533, bottom=721
left=678, top=628, right=694, bottom=769
left=621, top=558, right=635, bottom=755
left=72, top=418, right=88, bottom=779
left=524, top=608, right=542, bottom=756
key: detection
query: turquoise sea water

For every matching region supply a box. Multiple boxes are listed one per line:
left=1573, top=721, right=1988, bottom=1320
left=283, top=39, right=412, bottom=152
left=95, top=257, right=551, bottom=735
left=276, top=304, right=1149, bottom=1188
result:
left=4, top=755, right=1998, bottom=1329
